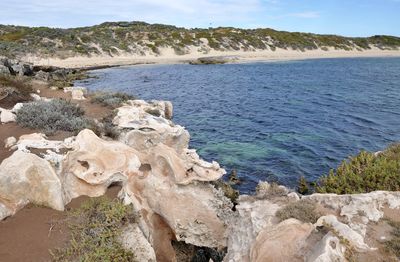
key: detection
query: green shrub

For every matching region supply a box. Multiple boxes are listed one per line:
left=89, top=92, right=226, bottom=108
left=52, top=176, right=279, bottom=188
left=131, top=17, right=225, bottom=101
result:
left=51, top=197, right=136, bottom=262
left=276, top=200, right=321, bottom=223
left=16, top=99, right=90, bottom=134
left=297, top=176, right=310, bottom=195
left=91, top=92, right=136, bottom=108
left=316, top=144, right=400, bottom=194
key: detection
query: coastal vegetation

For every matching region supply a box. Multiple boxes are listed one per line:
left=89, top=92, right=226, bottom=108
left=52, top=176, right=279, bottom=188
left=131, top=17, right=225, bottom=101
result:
left=51, top=197, right=136, bottom=262
left=91, top=91, right=136, bottom=108
left=276, top=200, right=321, bottom=223
left=1, top=21, right=399, bottom=58
left=314, top=144, right=400, bottom=194
left=16, top=99, right=91, bottom=134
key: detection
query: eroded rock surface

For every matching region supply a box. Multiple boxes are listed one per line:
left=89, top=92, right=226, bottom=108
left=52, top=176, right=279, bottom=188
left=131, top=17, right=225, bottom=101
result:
left=0, top=151, right=64, bottom=219
left=1, top=98, right=400, bottom=262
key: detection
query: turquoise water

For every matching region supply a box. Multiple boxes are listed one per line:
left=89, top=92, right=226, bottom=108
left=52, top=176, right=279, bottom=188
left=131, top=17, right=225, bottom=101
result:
left=76, top=58, right=400, bottom=193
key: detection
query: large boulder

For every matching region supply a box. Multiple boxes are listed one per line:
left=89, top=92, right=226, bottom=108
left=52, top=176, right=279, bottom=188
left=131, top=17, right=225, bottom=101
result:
left=0, top=151, right=64, bottom=220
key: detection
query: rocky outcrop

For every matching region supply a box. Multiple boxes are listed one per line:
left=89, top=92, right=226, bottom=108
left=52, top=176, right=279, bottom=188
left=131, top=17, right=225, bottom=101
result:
left=189, top=56, right=238, bottom=65
left=0, top=99, right=231, bottom=260
left=1, top=97, right=400, bottom=261
left=0, top=57, right=33, bottom=76
left=225, top=185, right=400, bottom=262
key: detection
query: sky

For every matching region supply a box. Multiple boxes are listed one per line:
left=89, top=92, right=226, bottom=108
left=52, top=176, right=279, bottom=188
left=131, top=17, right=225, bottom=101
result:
left=0, top=0, right=399, bottom=37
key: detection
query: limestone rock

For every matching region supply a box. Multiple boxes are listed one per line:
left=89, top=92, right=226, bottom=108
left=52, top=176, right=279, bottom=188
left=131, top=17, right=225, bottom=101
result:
left=61, top=129, right=231, bottom=259
left=62, top=129, right=141, bottom=202
left=315, top=215, right=372, bottom=251
left=115, top=102, right=190, bottom=152
left=13, top=133, right=72, bottom=152
left=71, top=89, right=86, bottom=100
left=249, top=218, right=314, bottom=262
left=4, top=136, right=16, bottom=148
left=224, top=196, right=281, bottom=261
left=307, top=232, right=346, bottom=262
left=0, top=151, right=64, bottom=220
left=11, top=102, right=24, bottom=113
left=0, top=107, right=16, bottom=123
left=119, top=224, right=157, bottom=262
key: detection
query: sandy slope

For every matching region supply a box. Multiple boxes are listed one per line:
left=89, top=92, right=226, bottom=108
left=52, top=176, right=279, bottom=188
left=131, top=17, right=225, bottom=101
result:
left=24, top=46, right=400, bottom=69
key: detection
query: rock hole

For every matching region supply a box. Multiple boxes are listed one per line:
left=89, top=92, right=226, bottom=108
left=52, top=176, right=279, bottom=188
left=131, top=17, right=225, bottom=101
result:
left=78, top=160, right=89, bottom=170
left=139, top=163, right=152, bottom=172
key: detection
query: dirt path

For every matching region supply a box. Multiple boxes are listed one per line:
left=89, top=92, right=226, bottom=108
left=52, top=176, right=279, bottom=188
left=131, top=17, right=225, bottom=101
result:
left=0, top=186, right=121, bottom=262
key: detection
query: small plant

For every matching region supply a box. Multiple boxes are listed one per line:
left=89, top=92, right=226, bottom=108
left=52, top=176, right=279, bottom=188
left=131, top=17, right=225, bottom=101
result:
left=276, top=200, right=321, bottom=224
left=16, top=99, right=90, bottom=134
left=51, top=197, right=136, bottom=262
left=99, top=112, right=120, bottom=139
left=297, top=176, right=310, bottom=195
left=91, top=92, right=136, bottom=108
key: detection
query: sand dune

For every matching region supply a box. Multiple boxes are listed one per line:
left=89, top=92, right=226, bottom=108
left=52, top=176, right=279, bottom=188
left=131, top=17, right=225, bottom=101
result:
left=24, top=46, right=400, bottom=69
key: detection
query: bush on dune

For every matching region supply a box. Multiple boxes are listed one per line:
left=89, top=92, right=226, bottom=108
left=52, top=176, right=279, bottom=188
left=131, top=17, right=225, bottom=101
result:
left=316, top=144, right=400, bottom=194
left=16, top=99, right=90, bottom=134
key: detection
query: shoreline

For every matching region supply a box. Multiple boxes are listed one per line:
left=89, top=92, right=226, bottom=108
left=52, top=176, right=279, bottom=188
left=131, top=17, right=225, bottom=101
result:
left=24, top=48, right=400, bottom=70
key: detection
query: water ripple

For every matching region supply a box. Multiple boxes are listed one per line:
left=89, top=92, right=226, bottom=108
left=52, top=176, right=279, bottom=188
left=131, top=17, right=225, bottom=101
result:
left=76, top=57, right=400, bottom=193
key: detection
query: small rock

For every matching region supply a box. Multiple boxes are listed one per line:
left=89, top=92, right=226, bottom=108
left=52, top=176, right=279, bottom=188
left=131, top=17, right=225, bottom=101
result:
left=30, top=93, right=42, bottom=101
left=71, top=89, right=85, bottom=100
left=4, top=136, right=17, bottom=148
left=0, top=108, right=16, bottom=123
left=11, top=103, right=24, bottom=113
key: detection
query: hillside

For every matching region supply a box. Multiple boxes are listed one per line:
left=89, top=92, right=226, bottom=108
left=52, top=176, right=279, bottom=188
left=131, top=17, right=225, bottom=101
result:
left=1, top=21, right=400, bottom=60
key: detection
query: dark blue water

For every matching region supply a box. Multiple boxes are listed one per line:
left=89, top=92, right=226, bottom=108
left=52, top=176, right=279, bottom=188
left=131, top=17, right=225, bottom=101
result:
left=76, top=58, right=400, bottom=193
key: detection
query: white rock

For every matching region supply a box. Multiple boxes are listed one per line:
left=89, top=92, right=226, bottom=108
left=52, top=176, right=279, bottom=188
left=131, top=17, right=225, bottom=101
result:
left=11, top=103, right=24, bottom=113
left=307, top=232, right=346, bottom=262
left=119, top=224, right=156, bottom=262
left=4, top=136, right=16, bottom=148
left=0, top=151, right=65, bottom=220
left=71, top=89, right=86, bottom=100
left=0, top=107, right=16, bottom=123
left=315, top=215, right=372, bottom=251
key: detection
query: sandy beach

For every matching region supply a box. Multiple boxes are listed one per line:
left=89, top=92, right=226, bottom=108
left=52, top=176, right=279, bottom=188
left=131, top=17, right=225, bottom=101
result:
left=24, top=47, right=400, bottom=69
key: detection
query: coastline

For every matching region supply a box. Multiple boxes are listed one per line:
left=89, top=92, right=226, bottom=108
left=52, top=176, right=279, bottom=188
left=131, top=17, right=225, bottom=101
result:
left=24, top=47, right=400, bottom=69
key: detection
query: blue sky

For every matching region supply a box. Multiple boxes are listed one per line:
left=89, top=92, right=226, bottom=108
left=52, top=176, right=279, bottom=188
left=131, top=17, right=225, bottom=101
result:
left=0, top=0, right=399, bottom=36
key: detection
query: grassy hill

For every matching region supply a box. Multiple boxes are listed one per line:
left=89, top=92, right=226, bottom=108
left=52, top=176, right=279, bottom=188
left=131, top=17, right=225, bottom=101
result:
left=1, top=21, right=400, bottom=59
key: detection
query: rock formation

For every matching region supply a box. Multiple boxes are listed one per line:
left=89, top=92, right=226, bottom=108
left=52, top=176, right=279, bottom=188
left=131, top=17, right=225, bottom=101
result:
left=1, top=98, right=400, bottom=261
left=0, top=99, right=231, bottom=261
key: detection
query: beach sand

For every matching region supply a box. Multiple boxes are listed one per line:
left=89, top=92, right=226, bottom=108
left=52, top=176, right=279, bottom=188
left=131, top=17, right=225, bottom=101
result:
left=24, top=46, right=400, bottom=69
